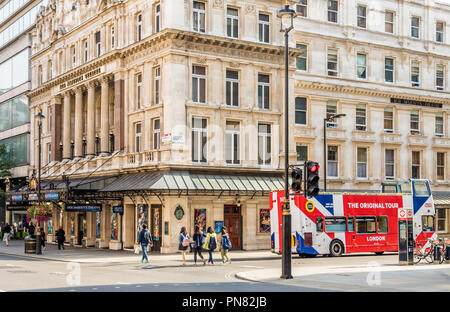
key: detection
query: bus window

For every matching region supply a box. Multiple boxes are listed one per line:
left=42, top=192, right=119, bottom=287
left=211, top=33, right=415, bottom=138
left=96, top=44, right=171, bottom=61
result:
left=316, top=217, right=323, bottom=232
left=348, top=217, right=355, bottom=232
left=355, top=216, right=376, bottom=234
left=382, top=185, right=397, bottom=193
left=400, top=182, right=412, bottom=194
left=414, top=181, right=430, bottom=197
left=377, top=216, right=388, bottom=234
left=324, top=217, right=346, bottom=232
left=422, top=215, right=435, bottom=232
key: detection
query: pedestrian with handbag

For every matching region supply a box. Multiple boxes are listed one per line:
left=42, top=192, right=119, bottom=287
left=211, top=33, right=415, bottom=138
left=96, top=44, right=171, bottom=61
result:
left=219, top=227, right=232, bottom=264
left=203, top=226, right=217, bottom=265
left=138, top=224, right=153, bottom=263
left=192, top=225, right=206, bottom=266
left=178, top=227, right=190, bottom=266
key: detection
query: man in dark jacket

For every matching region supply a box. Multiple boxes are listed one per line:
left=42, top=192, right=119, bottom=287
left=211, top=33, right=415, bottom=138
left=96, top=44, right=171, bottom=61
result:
left=55, top=226, right=65, bottom=250
left=28, top=222, right=36, bottom=238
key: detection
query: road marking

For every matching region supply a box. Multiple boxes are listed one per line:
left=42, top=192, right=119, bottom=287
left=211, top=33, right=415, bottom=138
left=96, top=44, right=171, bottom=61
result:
left=239, top=266, right=265, bottom=269
left=116, top=282, right=130, bottom=285
left=153, top=284, right=159, bottom=287
left=115, top=286, right=120, bottom=289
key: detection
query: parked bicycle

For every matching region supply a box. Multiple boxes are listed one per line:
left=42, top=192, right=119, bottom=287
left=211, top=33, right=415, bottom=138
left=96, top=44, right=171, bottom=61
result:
left=414, top=238, right=447, bottom=264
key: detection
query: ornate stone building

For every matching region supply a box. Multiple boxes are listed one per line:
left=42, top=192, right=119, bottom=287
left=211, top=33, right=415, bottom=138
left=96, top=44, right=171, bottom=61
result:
left=11, top=0, right=450, bottom=251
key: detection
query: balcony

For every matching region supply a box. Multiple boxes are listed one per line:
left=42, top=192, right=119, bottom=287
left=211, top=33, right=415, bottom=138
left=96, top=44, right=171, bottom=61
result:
left=432, top=136, right=450, bottom=149
left=352, top=130, right=376, bottom=143
left=380, top=132, right=402, bottom=145
left=407, top=134, right=428, bottom=147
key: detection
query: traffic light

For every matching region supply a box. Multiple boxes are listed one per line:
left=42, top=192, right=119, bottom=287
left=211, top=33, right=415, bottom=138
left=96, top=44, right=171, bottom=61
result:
left=291, top=167, right=303, bottom=193
left=306, top=161, right=320, bottom=198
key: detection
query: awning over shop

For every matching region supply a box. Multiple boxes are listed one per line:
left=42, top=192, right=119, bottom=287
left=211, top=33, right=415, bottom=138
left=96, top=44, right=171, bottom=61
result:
left=16, top=175, right=118, bottom=192
left=433, top=192, right=450, bottom=208
left=100, top=171, right=285, bottom=195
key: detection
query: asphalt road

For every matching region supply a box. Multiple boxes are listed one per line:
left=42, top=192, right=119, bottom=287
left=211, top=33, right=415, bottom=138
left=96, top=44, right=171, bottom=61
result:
left=0, top=253, right=448, bottom=292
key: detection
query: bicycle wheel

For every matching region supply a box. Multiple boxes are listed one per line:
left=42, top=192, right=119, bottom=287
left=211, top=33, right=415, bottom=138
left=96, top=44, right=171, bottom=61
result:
left=439, top=248, right=446, bottom=264
left=425, top=249, right=434, bottom=263
left=413, top=252, right=422, bottom=264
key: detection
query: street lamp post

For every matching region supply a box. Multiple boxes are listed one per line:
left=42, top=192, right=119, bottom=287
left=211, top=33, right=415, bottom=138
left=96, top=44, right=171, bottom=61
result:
left=277, top=1, right=296, bottom=280
left=323, top=114, right=346, bottom=192
left=35, top=107, right=45, bottom=255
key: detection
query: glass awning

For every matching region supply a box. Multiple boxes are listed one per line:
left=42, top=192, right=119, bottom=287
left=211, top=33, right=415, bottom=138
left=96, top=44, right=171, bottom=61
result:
left=100, top=171, right=285, bottom=194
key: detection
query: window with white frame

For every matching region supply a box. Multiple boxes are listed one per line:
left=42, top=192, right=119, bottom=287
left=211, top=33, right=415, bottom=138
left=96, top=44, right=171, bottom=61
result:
left=328, top=146, right=338, bottom=177
left=410, top=110, right=420, bottom=135
left=436, top=64, right=444, bottom=91
left=296, top=145, right=308, bottom=163
left=435, top=113, right=444, bottom=137
left=111, top=26, right=115, bottom=49
left=326, top=100, right=338, bottom=128
left=385, top=149, right=394, bottom=180
left=357, top=5, right=366, bottom=28
left=296, top=43, right=307, bottom=71
left=258, top=13, right=270, bottom=43
left=356, top=104, right=366, bottom=131
left=192, top=117, right=207, bottom=163
left=437, top=152, right=445, bottom=180
left=412, top=151, right=420, bottom=178
left=411, top=17, right=420, bottom=38
left=192, top=65, right=206, bottom=104
left=437, top=209, right=447, bottom=233
left=295, top=97, right=307, bottom=125
left=136, top=73, right=142, bottom=110
left=227, top=7, right=239, bottom=38
left=436, top=22, right=444, bottom=43
left=83, top=40, right=88, bottom=63
left=258, top=123, right=271, bottom=165
left=385, top=57, right=394, bottom=83
left=193, top=1, right=206, bottom=33
left=296, top=0, right=307, bottom=17
left=385, top=11, right=394, bottom=33
left=357, top=147, right=368, bottom=178
left=384, top=106, right=393, bottom=133
left=135, top=122, right=142, bottom=152
left=155, top=4, right=161, bottom=33
left=71, top=46, right=76, bottom=68
left=154, top=67, right=161, bottom=105
left=328, top=0, right=338, bottom=23
left=225, top=121, right=240, bottom=165
left=327, top=48, right=338, bottom=76
left=226, top=70, right=239, bottom=107
left=357, top=53, right=367, bottom=79
left=47, top=143, right=52, bottom=164
left=411, top=61, right=420, bottom=87
left=95, top=31, right=101, bottom=57
left=153, top=118, right=160, bottom=150
left=257, top=74, right=270, bottom=110
left=137, top=14, right=142, bottom=41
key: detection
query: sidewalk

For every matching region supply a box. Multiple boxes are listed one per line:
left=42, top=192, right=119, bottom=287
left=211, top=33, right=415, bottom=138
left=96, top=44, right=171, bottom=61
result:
left=0, top=240, right=279, bottom=264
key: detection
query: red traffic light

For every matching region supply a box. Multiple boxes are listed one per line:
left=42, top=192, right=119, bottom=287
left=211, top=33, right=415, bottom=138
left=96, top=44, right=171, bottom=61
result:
left=309, top=164, right=319, bottom=173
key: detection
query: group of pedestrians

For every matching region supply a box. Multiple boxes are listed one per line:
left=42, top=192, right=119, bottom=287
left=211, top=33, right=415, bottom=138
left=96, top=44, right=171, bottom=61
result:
left=178, top=225, right=232, bottom=266
left=1, top=222, right=47, bottom=250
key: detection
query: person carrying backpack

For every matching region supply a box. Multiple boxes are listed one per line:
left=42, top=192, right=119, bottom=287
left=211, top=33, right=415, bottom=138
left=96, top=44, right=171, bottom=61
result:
left=192, top=225, right=206, bottom=266
left=138, top=224, right=153, bottom=263
left=178, top=227, right=190, bottom=266
left=219, top=227, right=232, bottom=264
left=203, top=226, right=217, bottom=265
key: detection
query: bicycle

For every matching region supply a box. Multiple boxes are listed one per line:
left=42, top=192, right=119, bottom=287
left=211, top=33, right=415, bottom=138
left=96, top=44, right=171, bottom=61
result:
left=413, top=238, right=435, bottom=264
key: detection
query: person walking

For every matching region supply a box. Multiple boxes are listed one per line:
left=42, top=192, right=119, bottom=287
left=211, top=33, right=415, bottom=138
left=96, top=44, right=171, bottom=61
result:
left=192, top=225, right=206, bottom=266
left=28, top=222, right=36, bottom=238
left=138, top=224, right=153, bottom=263
left=203, top=226, right=217, bottom=265
left=178, top=227, right=190, bottom=266
left=2, top=223, right=11, bottom=247
left=219, top=227, right=232, bottom=264
left=55, top=226, right=65, bottom=250
left=40, top=227, right=46, bottom=251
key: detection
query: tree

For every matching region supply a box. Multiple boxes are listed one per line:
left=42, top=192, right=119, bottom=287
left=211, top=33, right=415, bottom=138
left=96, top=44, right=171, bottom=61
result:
left=0, top=144, right=12, bottom=199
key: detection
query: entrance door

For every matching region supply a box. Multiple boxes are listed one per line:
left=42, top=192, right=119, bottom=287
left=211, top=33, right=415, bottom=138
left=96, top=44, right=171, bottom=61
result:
left=224, top=205, right=241, bottom=250
left=77, top=214, right=86, bottom=245
left=150, top=204, right=162, bottom=252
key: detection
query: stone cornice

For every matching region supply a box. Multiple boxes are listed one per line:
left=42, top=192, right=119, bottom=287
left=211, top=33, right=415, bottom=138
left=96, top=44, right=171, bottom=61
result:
left=295, top=80, right=450, bottom=105
left=29, top=28, right=301, bottom=99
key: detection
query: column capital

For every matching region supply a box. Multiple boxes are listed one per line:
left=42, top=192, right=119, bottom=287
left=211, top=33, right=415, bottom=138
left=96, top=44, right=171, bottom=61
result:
left=63, top=89, right=74, bottom=97
left=75, top=85, right=86, bottom=94
left=101, top=74, right=113, bottom=85
left=51, top=95, right=62, bottom=105
left=87, top=80, right=99, bottom=89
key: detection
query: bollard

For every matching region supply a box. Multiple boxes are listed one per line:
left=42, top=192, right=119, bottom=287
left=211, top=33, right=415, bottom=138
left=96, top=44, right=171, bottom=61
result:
left=433, top=244, right=441, bottom=264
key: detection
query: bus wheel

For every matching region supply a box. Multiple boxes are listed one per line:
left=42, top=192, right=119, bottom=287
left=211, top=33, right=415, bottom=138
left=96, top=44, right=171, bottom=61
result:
left=375, top=252, right=384, bottom=255
left=329, top=240, right=344, bottom=257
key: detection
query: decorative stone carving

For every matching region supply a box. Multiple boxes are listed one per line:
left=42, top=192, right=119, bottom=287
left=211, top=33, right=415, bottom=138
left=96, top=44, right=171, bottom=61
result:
left=245, top=4, right=256, bottom=15
left=213, top=0, right=224, bottom=9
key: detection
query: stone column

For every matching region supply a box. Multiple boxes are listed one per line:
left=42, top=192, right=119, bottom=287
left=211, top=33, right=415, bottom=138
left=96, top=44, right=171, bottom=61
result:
left=100, top=76, right=110, bottom=155
left=50, top=95, right=62, bottom=161
left=74, top=86, right=84, bottom=158
left=86, top=81, right=97, bottom=156
left=114, top=77, right=125, bottom=151
left=62, top=90, right=72, bottom=159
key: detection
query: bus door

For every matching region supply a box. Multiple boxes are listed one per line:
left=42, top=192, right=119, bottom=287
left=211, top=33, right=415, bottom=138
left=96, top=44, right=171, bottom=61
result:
left=345, top=216, right=356, bottom=252
left=354, top=216, right=377, bottom=250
